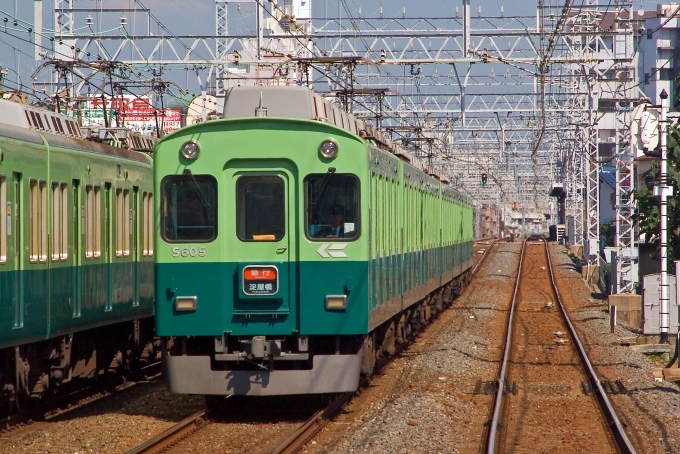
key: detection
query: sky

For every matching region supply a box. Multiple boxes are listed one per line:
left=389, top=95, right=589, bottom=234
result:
left=0, top=0, right=666, bottom=95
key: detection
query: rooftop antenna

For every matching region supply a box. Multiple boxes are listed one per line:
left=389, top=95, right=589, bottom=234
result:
left=255, top=91, right=268, bottom=117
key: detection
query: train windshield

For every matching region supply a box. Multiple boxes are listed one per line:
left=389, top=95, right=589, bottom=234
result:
left=305, top=173, right=359, bottom=240
left=236, top=175, right=285, bottom=241
left=160, top=175, right=217, bottom=242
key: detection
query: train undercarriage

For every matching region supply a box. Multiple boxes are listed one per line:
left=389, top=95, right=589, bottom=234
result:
left=0, top=318, right=159, bottom=413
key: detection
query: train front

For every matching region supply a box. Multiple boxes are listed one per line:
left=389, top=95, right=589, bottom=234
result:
left=154, top=87, right=369, bottom=396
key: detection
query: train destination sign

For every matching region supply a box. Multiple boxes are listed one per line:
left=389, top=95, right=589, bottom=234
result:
left=242, top=265, right=279, bottom=296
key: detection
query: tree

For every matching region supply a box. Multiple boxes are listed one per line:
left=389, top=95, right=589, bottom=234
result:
left=633, top=77, right=680, bottom=270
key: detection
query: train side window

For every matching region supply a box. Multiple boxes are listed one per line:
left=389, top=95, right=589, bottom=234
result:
left=304, top=174, right=359, bottom=241
left=85, top=185, right=94, bottom=258
left=116, top=189, right=123, bottom=257
left=236, top=175, right=285, bottom=242
left=142, top=191, right=154, bottom=256
left=160, top=175, right=217, bottom=243
left=94, top=186, right=101, bottom=258
left=60, top=182, right=68, bottom=259
left=148, top=193, right=154, bottom=255
left=123, top=189, right=130, bottom=256
left=40, top=180, right=48, bottom=262
left=51, top=182, right=61, bottom=261
left=115, top=188, right=131, bottom=256
left=0, top=175, right=5, bottom=264
left=29, top=179, right=48, bottom=263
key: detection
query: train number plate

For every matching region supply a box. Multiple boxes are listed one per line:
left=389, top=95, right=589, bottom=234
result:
left=242, top=265, right=279, bottom=296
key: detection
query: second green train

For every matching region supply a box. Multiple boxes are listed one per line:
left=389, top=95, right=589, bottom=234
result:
left=154, top=86, right=474, bottom=397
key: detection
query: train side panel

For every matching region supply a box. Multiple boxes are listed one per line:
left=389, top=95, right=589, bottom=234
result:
left=0, top=129, right=48, bottom=347
left=0, top=136, right=155, bottom=349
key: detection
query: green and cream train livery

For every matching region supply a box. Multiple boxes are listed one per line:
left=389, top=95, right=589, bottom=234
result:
left=154, top=86, right=474, bottom=397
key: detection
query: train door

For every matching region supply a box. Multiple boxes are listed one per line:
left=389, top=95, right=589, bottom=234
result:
left=12, top=172, right=23, bottom=328
left=72, top=180, right=81, bottom=317
left=228, top=165, right=295, bottom=320
left=105, top=183, right=112, bottom=311
left=132, top=186, right=139, bottom=307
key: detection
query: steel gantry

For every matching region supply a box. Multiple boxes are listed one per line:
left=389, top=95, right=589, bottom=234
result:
left=10, top=1, right=641, bottom=288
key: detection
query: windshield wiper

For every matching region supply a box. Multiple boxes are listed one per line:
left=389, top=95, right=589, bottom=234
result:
left=183, top=168, right=210, bottom=207
left=308, top=167, right=336, bottom=213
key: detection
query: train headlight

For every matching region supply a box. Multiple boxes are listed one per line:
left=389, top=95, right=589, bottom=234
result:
left=181, top=140, right=200, bottom=160
left=175, top=296, right=197, bottom=311
left=319, top=139, right=339, bottom=159
left=325, top=294, right=347, bottom=310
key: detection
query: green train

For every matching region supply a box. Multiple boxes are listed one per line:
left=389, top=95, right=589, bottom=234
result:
left=155, top=86, right=474, bottom=397
left=0, top=99, right=156, bottom=410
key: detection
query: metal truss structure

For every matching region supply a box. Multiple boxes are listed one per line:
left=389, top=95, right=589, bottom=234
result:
left=15, top=0, right=640, bottom=290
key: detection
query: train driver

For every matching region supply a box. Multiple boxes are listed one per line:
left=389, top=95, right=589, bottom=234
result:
left=316, top=204, right=349, bottom=238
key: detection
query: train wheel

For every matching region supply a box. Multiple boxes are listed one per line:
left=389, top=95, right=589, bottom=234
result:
left=360, top=335, right=376, bottom=376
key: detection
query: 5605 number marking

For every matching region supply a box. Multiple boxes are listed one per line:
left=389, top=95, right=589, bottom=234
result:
left=172, top=247, right=206, bottom=258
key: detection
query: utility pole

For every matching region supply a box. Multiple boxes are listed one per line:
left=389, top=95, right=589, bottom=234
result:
left=657, top=89, right=671, bottom=344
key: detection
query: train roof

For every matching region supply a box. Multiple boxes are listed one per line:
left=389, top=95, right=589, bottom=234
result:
left=221, top=86, right=461, bottom=192
left=0, top=100, right=152, bottom=165
left=0, top=99, right=156, bottom=153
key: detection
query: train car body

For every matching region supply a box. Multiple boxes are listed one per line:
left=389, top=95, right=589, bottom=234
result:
left=0, top=100, right=155, bottom=408
left=155, top=86, right=473, bottom=396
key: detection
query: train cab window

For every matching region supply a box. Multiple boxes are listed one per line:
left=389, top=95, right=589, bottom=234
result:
left=236, top=175, right=285, bottom=242
left=0, top=175, right=6, bottom=264
left=161, top=175, right=217, bottom=242
left=305, top=174, right=359, bottom=240
left=142, top=191, right=154, bottom=256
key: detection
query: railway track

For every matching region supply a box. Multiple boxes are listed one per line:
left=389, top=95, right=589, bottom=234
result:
left=1, top=362, right=161, bottom=434
left=122, top=394, right=349, bottom=454
left=124, top=242, right=498, bottom=454
left=483, top=239, right=636, bottom=453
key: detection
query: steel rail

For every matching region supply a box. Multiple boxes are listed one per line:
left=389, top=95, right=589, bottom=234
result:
left=270, top=392, right=354, bottom=454
left=484, top=239, right=526, bottom=454
left=124, top=410, right=206, bottom=454
left=472, top=239, right=496, bottom=275
left=543, top=241, right=637, bottom=454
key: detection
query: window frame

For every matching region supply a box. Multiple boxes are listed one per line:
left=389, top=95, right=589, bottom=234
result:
left=116, top=188, right=124, bottom=257
left=235, top=174, right=286, bottom=242
left=60, top=182, right=68, bottom=260
left=142, top=191, right=154, bottom=256
left=93, top=186, right=101, bottom=258
left=29, top=179, right=48, bottom=263
left=51, top=181, right=61, bottom=261
left=85, top=185, right=102, bottom=259
left=123, top=188, right=130, bottom=256
left=160, top=174, right=218, bottom=244
left=0, top=175, right=6, bottom=264
left=303, top=173, right=361, bottom=242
